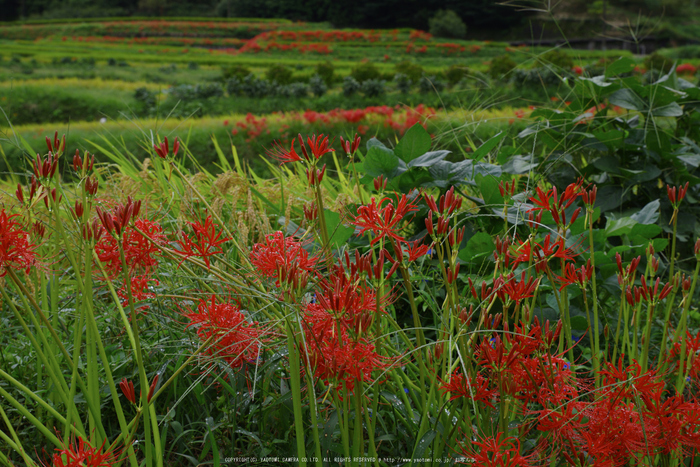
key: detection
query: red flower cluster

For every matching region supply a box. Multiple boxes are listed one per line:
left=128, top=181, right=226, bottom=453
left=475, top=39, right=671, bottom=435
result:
left=175, top=215, right=230, bottom=269
left=352, top=194, right=419, bottom=246
left=95, top=218, right=166, bottom=278
left=185, top=295, right=264, bottom=369
left=48, top=433, right=119, bottom=467
left=0, top=209, right=37, bottom=276
left=249, top=231, right=319, bottom=288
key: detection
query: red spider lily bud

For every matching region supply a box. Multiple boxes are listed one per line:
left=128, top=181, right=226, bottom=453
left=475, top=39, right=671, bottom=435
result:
left=551, top=208, right=561, bottom=226
left=667, top=185, right=676, bottom=204
left=85, top=176, right=99, bottom=196
left=425, top=210, right=434, bottom=235
left=616, top=252, right=624, bottom=276
left=350, top=134, right=361, bottom=154
left=373, top=175, right=387, bottom=191
left=82, top=219, right=102, bottom=242
left=15, top=184, right=23, bottom=204
left=448, top=228, right=456, bottom=247
left=424, top=192, right=439, bottom=213
left=695, top=238, right=700, bottom=258
left=683, top=275, right=692, bottom=292
left=446, top=263, right=460, bottom=284
left=436, top=215, right=449, bottom=236
left=498, top=179, right=517, bottom=198
left=468, top=277, right=478, bottom=300
left=434, top=342, right=444, bottom=362
left=491, top=313, right=503, bottom=330
left=582, top=185, right=597, bottom=207
left=154, top=136, right=179, bottom=159
left=45, top=131, right=65, bottom=155
left=32, top=221, right=45, bottom=238
left=119, top=378, right=136, bottom=405
left=456, top=226, right=465, bottom=245
left=630, top=256, right=641, bottom=274
left=72, top=201, right=84, bottom=220
left=43, top=188, right=61, bottom=209
left=34, top=152, right=58, bottom=180
left=96, top=207, right=116, bottom=236
left=647, top=243, right=655, bottom=257
left=569, top=207, right=582, bottom=226
left=650, top=256, right=659, bottom=276
left=603, top=324, right=609, bottom=340
left=73, top=150, right=82, bottom=172
left=459, top=305, right=473, bottom=325
left=303, top=202, right=318, bottom=221
left=626, top=286, right=636, bottom=306
left=659, top=282, right=672, bottom=300
left=147, top=374, right=159, bottom=403
left=340, top=135, right=350, bottom=154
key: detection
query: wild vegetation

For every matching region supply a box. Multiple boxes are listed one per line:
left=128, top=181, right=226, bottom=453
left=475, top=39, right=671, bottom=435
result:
left=2, top=14, right=700, bottom=467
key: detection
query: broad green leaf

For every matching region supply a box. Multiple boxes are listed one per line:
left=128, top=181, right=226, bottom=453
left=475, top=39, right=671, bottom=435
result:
left=395, top=123, right=431, bottom=163
left=324, top=209, right=354, bottom=249
left=609, top=88, right=647, bottom=111
left=651, top=102, right=683, bottom=117
left=605, top=57, right=636, bottom=77
left=630, top=223, right=662, bottom=239
left=475, top=173, right=504, bottom=207
left=363, top=145, right=406, bottom=179
left=472, top=131, right=506, bottom=162
left=501, top=155, right=537, bottom=174
left=630, top=199, right=660, bottom=224
left=458, top=232, right=495, bottom=262
left=571, top=316, right=589, bottom=331
left=407, top=150, right=450, bottom=168
left=605, top=217, right=637, bottom=237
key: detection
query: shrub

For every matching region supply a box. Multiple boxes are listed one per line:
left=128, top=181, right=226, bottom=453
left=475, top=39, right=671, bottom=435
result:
left=188, top=61, right=199, bottom=70
left=418, top=75, right=446, bottom=94
left=445, top=65, right=469, bottom=86
left=309, top=75, right=328, bottom=97
left=134, top=87, right=156, bottom=108
left=394, top=61, right=425, bottom=82
left=537, top=49, right=574, bottom=70
left=266, top=64, right=293, bottom=85
left=361, top=79, right=386, bottom=98
left=394, top=73, right=413, bottom=93
left=644, top=52, right=673, bottom=73
left=195, top=83, right=224, bottom=99
left=429, top=9, right=467, bottom=39
left=315, top=61, right=335, bottom=86
left=288, top=82, right=309, bottom=98
left=342, top=76, right=361, bottom=96
left=350, top=62, right=381, bottom=83
left=222, top=64, right=252, bottom=81
left=241, top=75, right=271, bottom=98
left=488, top=54, right=517, bottom=79
left=226, top=77, right=242, bottom=96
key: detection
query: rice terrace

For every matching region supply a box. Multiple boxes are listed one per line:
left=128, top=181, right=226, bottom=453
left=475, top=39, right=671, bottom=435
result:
left=2, top=0, right=700, bottom=465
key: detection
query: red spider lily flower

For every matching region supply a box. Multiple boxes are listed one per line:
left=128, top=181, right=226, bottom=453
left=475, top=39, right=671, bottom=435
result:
left=119, top=378, right=136, bottom=405
left=302, top=312, right=392, bottom=395
left=85, top=177, right=99, bottom=196
left=668, top=331, right=700, bottom=380
left=638, top=275, right=672, bottom=303
left=185, top=295, right=264, bottom=369
left=250, top=231, right=319, bottom=288
left=598, top=358, right=665, bottom=402
left=556, top=259, right=593, bottom=291
left=147, top=374, right=159, bottom=402
left=498, top=179, right=517, bottom=198
left=267, top=139, right=302, bottom=164
left=461, top=432, right=534, bottom=467
left=176, top=215, right=231, bottom=269
left=402, top=239, right=431, bottom=262
left=352, top=195, right=419, bottom=246
left=439, top=371, right=497, bottom=407
left=0, top=210, right=37, bottom=277
left=496, top=271, right=540, bottom=305
left=95, top=218, right=166, bottom=278
left=153, top=136, right=180, bottom=159
left=297, top=133, right=334, bottom=161
left=116, top=274, right=158, bottom=310
left=49, top=433, right=119, bottom=467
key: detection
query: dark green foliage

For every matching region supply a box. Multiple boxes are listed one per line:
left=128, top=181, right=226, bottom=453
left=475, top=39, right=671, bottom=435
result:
left=361, top=78, right=386, bottom=97
left=428, top=9, right=466, bottom=39
left=488, top=54, right=517, bottom=79
left=134, top=87, right=156, bottom=108
left=315, top=61, right=335, bottom=86
left=266, top=64, right=293, bottom=85
left=394, top=73, right=413, bottom=93
left=222, top=64, right=252, bottom=81
left=418, top=75, right=445, bottom=94
left=342, top=76, right=361, bottom=96
left=644, top=52, right=673, bottom=73
left=444, top=64, right=468, bottom=86
left=350, top=62, right=381, bottom=83
left=309, top=75, right=327, bottom=97
left=537, top=49, right=574, bottom=70
left=394, top=61, right=424, bottom=83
